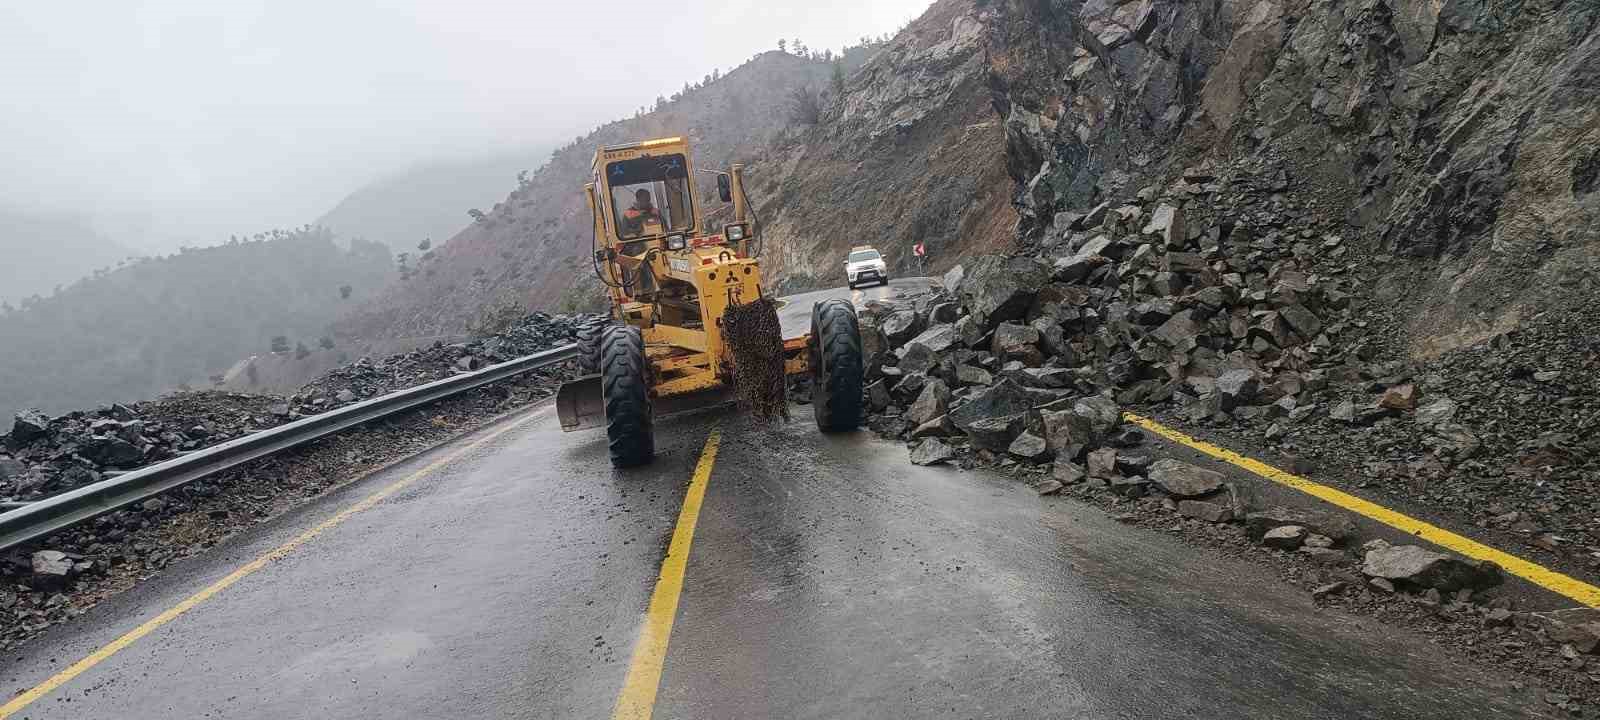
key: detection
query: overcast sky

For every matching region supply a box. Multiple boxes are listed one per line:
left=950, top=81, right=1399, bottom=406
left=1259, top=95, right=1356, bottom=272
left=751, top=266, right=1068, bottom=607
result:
left=0, top=0, right=931, bottom=251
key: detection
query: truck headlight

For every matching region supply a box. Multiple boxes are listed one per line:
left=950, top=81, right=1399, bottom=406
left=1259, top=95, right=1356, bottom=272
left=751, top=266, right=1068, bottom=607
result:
left=724, top=224, right=746, bottom=242
left=664, top=234, right=686, bottom=250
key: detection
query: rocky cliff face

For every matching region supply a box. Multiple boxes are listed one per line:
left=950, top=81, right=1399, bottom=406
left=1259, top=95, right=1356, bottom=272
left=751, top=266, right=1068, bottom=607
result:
left=988, top=0, right=1599, bottom=355
left=755, top=0, right=1017, bottom=291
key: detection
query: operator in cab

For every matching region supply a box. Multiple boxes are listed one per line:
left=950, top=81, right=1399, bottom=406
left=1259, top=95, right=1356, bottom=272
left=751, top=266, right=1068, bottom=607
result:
left=623, top=189, right=663, bottom=235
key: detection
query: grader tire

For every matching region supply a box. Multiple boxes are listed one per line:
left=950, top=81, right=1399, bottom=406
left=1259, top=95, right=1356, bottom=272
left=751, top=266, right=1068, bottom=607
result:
left=811, top=299, right=864, bottom=432
left=601, top=325, right=654, bottom=467
left=575, top=318, right=607, bottom=375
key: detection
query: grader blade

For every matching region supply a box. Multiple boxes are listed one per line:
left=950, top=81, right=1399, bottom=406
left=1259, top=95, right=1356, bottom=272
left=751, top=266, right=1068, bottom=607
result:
left=722, top=296, right=789, bottom=422
left=556, top=376, right=605, bottom=432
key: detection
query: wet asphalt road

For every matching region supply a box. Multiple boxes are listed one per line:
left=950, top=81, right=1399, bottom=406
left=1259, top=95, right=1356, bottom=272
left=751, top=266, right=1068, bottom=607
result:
left=0, top=279, right=1555, bottom=719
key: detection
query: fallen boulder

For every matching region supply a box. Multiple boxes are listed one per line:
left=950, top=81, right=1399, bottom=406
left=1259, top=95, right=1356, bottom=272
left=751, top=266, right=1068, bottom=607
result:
left=1360, top=544, right=1503, bottom=592
left=1147, top=459, right=1225, bottom=498
left=910, top=439, right=956, bottom=466
left=1245, top=506, right=1357, bottom=542
left=961, top=255, right=1049, bottom=326
left=905, top=379, right=952, bottom=426
left=882, top=310, right=925, bottom=347
left=30, top=550, right=74, bottom=590
left=9, top=409, right=49, bottom=443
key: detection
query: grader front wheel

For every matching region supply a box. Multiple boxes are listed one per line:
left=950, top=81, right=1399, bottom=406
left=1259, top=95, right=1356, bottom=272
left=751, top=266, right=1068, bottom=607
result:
left=811, top=299, right=864, bottom=432
left=602, top=325, right=654, bottom=467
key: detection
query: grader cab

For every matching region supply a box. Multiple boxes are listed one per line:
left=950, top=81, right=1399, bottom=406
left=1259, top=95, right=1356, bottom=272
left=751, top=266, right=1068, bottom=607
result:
left=556, top=137, right=864, bottom=467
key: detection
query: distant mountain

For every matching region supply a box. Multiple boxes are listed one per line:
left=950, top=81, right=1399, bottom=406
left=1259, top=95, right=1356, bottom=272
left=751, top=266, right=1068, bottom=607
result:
left=0, top=227, right=393, bottom=420
left=0, top=207, right=136, bottom=305
left=315, top=149, right=552, bottom=252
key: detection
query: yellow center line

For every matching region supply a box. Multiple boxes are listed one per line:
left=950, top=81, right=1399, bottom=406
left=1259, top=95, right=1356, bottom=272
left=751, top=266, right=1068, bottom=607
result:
left=612, top=427, right=721, bottom=720
left=0, top=409, right=546, bottom=719
left=1124, top=412, right=1600, bottom=608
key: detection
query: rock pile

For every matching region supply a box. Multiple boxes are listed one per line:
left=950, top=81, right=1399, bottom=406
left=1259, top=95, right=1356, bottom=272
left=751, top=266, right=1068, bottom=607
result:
left=296, top=312, right=590, bottom=411
left=861, top=180, right=1359, bottom=470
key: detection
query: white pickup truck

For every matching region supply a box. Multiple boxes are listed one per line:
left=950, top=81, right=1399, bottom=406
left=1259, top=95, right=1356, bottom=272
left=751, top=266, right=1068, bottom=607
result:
left=845, top=246, right=889, bottom=289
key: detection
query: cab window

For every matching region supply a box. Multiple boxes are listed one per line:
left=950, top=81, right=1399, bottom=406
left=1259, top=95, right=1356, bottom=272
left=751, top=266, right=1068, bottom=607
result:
left=849, top=250, right=881, bottom=263
left=607, top=154, right=693, bottom=239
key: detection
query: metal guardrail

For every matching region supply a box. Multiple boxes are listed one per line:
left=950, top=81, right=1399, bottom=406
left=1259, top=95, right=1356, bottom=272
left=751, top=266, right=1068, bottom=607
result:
left=0, top=343, right=578, bottom=551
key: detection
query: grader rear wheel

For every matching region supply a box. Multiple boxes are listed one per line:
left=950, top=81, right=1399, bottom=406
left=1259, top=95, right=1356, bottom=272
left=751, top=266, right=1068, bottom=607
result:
left=601, top=325, right=654, bottom=467
left=811, top=299, right=864, bottom=432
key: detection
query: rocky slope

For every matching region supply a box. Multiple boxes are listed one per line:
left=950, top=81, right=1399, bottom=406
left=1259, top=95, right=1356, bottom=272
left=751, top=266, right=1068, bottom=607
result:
left=987, top=0, right=1598, bottom=355
left=756, top=0, right=1018, bottom=291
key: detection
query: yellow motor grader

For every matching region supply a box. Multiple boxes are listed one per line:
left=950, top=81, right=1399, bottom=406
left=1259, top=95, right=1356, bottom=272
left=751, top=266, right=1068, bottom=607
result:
left=556, top=137, right=863, bottom=467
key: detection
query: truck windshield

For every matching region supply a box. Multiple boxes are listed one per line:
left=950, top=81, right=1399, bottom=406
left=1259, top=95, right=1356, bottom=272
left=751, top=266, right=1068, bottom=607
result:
left=607, top=154, right=693, bottom=239
left=849, top=250, right=881, bottom=263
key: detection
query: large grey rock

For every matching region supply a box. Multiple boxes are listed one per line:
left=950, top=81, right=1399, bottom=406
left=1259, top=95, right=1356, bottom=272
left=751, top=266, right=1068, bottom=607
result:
left=9, top=410, right=49, bottom=442
left=910, top=439, right=956, bottom=466
left=1074, top=396, right=1121, bottom=434
left=1008, top=431, right=1051, bottom=461
left=1041, top=409, right=1094, bottom=461
left=1245, top=507, right=1358, bottom=542
left=1147, top=459, right=1225, bottom=498
left=965, top=415, right=1022, bottom=451
left=1215, top=369, right=1259, bottom=411
left=1152, top=310, right=1202, bottom=350
left=1030, top=318, right=1070, bottom=360
left=82, top=436, right=143, bottom=467
left=1086, top=447, right=1119, bottom=479
left=1262, top=525, right=1307, bottom=550
left=991, top=323, right=1043, bottom=365
left=30, top=550, right=74, bottom=590
left=1278, top=303, right=1322, bottom=339
left=948, top=380, right=1038, bottom=431
left=961, top=255, right=1049, bottom=326
left=898, top=343, right=939, bottom=375
left=882, top=311, right=925, bottom=347
left=906, top=379, right=952, bottom=426
left=1141, top=203, right=1185, bottom=248
left=1361, top=545, right=1503, bottom=591
left=1053, top=460, right=1086, bottom=484
left=942, top=265, right=965, bottom=294
left=906, top=324, right=958, bottom=354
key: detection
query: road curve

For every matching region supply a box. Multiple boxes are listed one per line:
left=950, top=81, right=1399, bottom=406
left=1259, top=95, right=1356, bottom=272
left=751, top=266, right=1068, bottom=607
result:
left=0, top=281, right=1554, bottom=719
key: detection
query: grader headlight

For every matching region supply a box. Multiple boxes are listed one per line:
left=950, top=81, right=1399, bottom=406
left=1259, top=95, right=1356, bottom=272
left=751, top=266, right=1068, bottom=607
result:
left=724, top=223, right=747, bottom=242
left=664, top=234, right=687, bottom=251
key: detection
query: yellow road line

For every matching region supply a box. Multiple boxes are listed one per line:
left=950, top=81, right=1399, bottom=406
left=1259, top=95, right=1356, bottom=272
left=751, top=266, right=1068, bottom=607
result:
left=613, top=428, right=721, bottom=720
left=1124, top=412, right=1600, bottom=608
left=0, top=409, right=545, bottom=719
